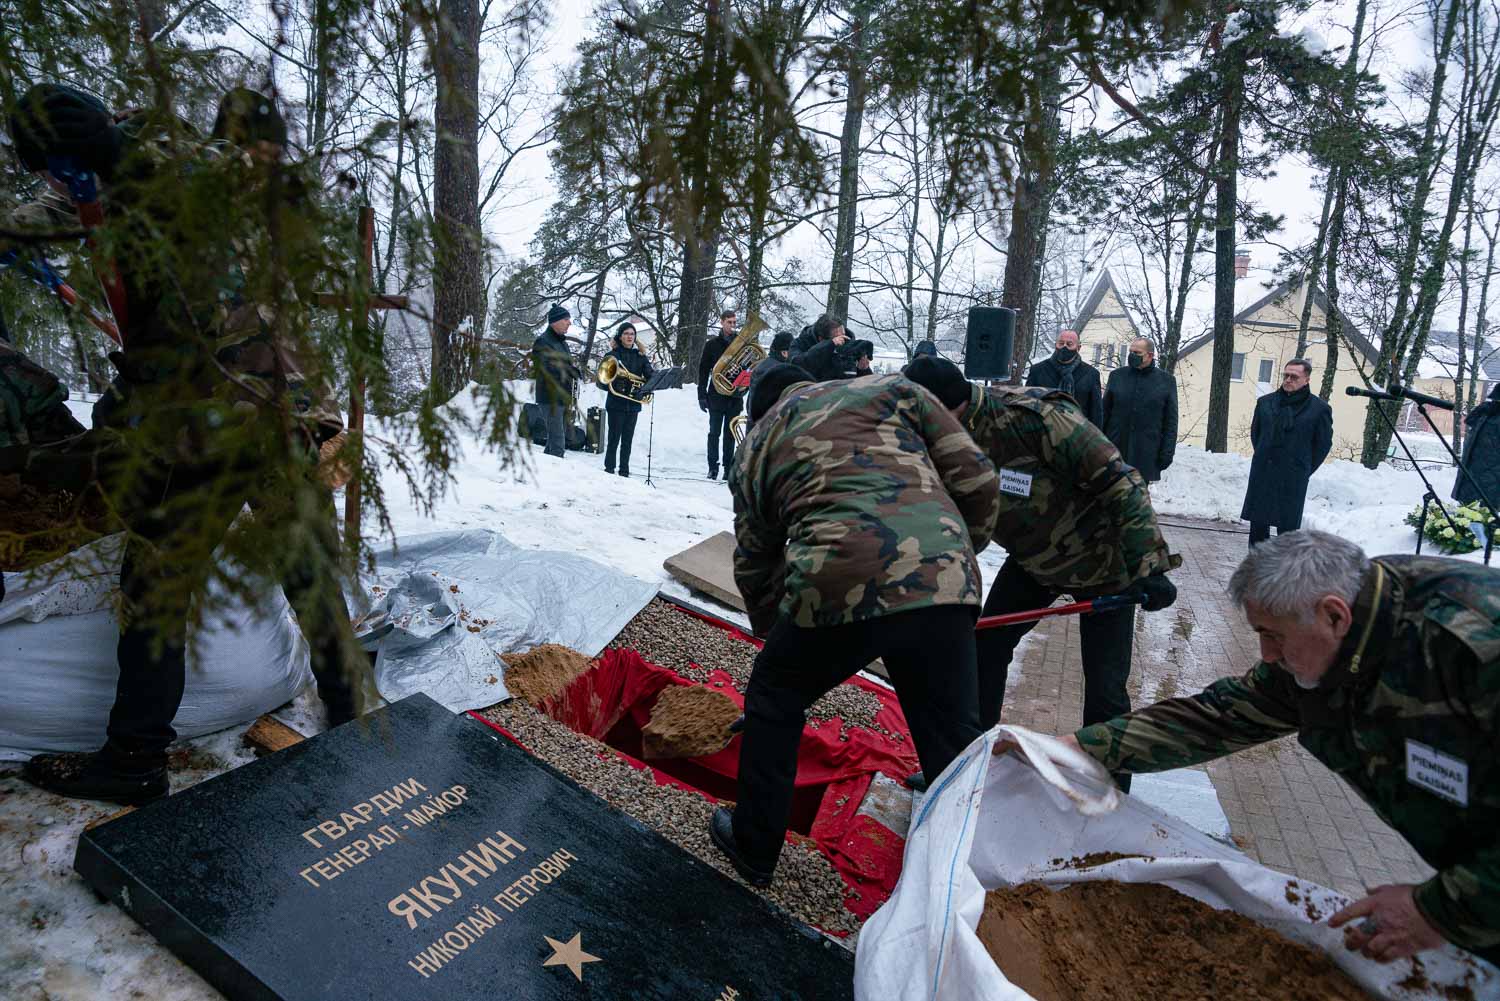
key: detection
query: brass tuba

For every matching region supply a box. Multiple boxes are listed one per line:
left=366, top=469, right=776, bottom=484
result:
left=730, top=415, right=749, bottom=445
left=597, top=355, right=651, bottom=405
left=711, top=316, right=768, bottom=397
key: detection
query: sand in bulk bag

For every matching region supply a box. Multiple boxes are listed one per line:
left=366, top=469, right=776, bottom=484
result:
left=853, top=726, right=1496, bottom=1001
left=0, top=534, right=312, bottom=761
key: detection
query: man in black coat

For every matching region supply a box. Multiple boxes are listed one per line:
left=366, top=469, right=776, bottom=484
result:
left=1102, top=337, right=1178, bottom=482
left=532, top=304, right=580, bottom=458
left=599, top=321, right=654, bottom=477
left=1240, top=359, right=1334, bottom=547
left=1027, top=329, right=1103, bottom=426
left=697, top=308, right=745, bottom=479
left=1454, top=384, right=1500, bottom=512
left=769, top=331, right=793, bottom=361
left=789, top=313, right=858, bottom=380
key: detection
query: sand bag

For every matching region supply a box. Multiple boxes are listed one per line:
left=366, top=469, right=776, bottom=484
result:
left=0, top=535, right=312, bottom=761
left=853, top=725, right=1496, bottom=1001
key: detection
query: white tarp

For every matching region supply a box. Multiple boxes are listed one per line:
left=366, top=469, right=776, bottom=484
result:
left=0, top=535, right=312, bottom=761
left=354, top=529, right=659, bottom=712
left=854, top=726, right=1496, bottom=1001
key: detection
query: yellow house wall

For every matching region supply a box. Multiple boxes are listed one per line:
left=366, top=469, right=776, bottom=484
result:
left=1162, top=289, right=1377, bottom=460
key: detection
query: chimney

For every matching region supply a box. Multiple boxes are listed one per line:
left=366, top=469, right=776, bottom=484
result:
left=1234, top=249, right=1251, bottom=279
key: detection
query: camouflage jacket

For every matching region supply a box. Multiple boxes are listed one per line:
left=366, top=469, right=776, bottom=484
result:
left=2, top=129, right=342, bottom=443
left=1077, top=556, right=1500, bottom=962
left=963, top=383, right=1175, bottom=593
left=0, top=341, right=85, bottom=447
left=729, top=373, right=1001, bottom=632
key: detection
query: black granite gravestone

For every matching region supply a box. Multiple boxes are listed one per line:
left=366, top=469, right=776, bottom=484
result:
left=76, top=693, right=854, bottom=1001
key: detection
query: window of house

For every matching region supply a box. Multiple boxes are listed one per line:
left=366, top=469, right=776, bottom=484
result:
left=1258, top=358, right=1274, bottom=384
left=1230, top=353, right=1246, bottom=381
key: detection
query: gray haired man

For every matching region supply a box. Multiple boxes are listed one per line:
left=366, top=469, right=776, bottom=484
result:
left=1038, top=530, right=1500, bottom=966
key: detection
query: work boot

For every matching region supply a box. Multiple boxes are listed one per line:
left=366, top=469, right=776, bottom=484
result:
left=22, top=745, right=168, bottom=806
left=709, top=807, right=774, bottom=887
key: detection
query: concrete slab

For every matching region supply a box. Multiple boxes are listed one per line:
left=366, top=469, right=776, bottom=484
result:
left=662, top=531, right=746, bottom=611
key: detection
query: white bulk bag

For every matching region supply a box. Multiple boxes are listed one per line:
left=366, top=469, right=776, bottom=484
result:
left=854, top=726, right=1494, bottom=1001
left=0, top=534, right=312, bottom=760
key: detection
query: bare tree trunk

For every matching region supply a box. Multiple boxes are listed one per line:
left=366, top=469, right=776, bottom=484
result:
left=1002, top=44, right=1061, bottom=381
left=1359, top=0, right=1461, bottom=465
left=1162, top=153, right=1215, bottom=374
left=826, top=2, right=869, bottom=320
left=1320, top=172, right=1348, bottom=402
left=1295, top=178, right=1338, bottom=357
left=430, top=0, right=483, bottom=400
left=583, top=268, right=608, bottom=370
left=1204, top=76, right=1241, bottom=453
left=676, top=232, right=719, bottom=370
left=1454, top=180, right=1478, bottom=454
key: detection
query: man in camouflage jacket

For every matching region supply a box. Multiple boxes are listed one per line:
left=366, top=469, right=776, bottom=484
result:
left=709, top=361, right=1001, bottom=886
left=0, top=339, right=86, bottom=447
left=1065, top=530, right=1499, bottom=967
left=904, top=356, right=1179, bottom=791
left=6, top=84, right=359, bottom=808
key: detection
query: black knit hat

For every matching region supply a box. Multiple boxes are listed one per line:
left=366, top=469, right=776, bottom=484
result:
left=212, top=88, right=289, bottom=149
left=7, top=83, right=123, bottom=181
left=769, top=331, right=793, bottom=354
left=903, top=355, right=970, bottom=409
left=748, top=361, right=815, bottom=422
left=546, top=303, right=570, bottom=325
left=913, top=340, right=938, bottom=358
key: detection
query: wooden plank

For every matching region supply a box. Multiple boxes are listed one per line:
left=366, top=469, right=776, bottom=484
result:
left=244, top=715, right=307, bottom=754
left=662, top=531, right=746, bottom=612
left=85, top=805, right=135, bottom=831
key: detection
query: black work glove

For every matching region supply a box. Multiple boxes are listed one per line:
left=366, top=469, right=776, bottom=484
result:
left=1132, top=573, right=1177, bottom=612
left=699, top=393, right=709, bottom=413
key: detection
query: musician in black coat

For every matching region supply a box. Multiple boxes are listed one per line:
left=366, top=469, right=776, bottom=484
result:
left=599, top=322, right=654, bottom=477
left=697, top=309, right=745, bottom=479
left=1239, top=359, right=1334, bottom=547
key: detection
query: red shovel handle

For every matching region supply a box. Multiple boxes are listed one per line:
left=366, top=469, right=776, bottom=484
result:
left=975, top=592, right=1143, bottom=632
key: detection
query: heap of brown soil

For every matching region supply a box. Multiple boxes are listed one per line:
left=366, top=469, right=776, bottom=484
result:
left=502, top=644, right=596, bottom=704
left=641, top=685, right=742, bottom=759
left=0, top=476, right=116, bottom=572
left=976, top=881, right=1373, bottom=1001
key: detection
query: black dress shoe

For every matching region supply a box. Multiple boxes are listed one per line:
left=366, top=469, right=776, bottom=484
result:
left=23, top=748, right=169, bottom=806
left=906, top=770, right=928, bottom=792
left=619, top=468, right=630, bottom=478
left=708, top=468, right=719, bottom=481
left=708, top=807, right=774, bottom=887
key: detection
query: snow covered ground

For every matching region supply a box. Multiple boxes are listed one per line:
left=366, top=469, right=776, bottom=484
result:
left=4, top=378, right=1483, bottom=1000
left=1150, top=440, right=1483, bottom=561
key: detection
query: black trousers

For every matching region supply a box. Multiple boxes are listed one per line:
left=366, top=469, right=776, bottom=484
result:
left=733, top=604, right=983, bottom=867
left=976, top=557, right=1134, bottom=790
left=108, top=453, right=358, bottom=764
left=604, top=409, right=639, bottom=473
left=542, top=403, right=567, bottom=457
left=706, top=409, right=735, bottom=472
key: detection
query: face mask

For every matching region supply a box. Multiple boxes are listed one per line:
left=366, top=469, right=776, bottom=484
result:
left=1053, top=347, right=1078, bottom=364
left=1128, top=353, right=1146, bottom=369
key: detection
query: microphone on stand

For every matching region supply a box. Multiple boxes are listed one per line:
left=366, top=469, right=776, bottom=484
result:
left=1345, top=384, right=1456, bottom=411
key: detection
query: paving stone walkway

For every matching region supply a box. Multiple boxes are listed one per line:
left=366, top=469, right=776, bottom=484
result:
left=999, top=517, right=1433, bottom=898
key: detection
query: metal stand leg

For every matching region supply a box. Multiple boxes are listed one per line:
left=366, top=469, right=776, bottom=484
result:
left=1415, top=491, right=1433, bottom=555
left=644, top=404, right=657, bottom=489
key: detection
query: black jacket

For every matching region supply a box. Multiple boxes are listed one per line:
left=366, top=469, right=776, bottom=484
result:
left=599, top=335, right=655, bottom=414
left=697, top=331, right=745, bottom=416
left=1026, top=356, right=1103, bottom=427
left=1453, top=396, right=1500, bottom=508
left=789, top=331, right=859, bottom=381
left=1239, top=387, right=1333, bottom=528
left=531, top=328, right=578, bottom=406
left=1102, top=364, right=1178, bottom=482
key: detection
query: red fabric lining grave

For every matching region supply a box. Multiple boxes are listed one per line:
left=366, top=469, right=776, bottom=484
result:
left=468, top=602, right=914, bottom=925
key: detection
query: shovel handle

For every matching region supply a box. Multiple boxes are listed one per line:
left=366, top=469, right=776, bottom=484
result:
left=975, top=592, right=1143, bottom=632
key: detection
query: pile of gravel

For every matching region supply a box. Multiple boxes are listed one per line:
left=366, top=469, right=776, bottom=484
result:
left=609, top=599, right=894, bottom=739
left=481, top=698, right=862, bottom=943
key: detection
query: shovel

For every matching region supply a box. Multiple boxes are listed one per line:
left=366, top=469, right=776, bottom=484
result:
left=723, top=592, right=1148, bottom=738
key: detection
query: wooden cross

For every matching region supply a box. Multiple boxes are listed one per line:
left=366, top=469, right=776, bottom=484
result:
left=313, top=206, right=408, bottom=551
